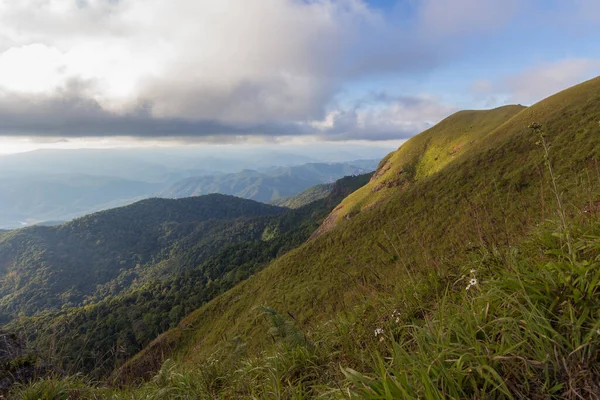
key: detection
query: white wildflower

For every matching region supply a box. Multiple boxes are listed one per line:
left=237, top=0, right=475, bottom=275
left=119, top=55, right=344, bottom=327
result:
left=465, top=277, right=478, bottom=291
left=374, top=328, right=384, bottom=337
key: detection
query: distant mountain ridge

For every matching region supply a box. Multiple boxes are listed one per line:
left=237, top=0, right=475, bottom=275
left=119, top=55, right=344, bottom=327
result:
left=161, top=161, right=378, bottom=202
left=270, top=183, right=334, bottom=208
left=0, top=161, right=380, bottom=230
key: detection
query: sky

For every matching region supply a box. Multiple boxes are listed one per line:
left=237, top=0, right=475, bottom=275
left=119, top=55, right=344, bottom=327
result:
left=0, top=0, right=599, bottom=154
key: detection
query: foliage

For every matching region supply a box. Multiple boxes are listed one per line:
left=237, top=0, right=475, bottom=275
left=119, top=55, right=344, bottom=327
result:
left=0, top=194, right=283, bottom=319
left=270, top=183, right=335, bottom=208
left=2, top=176, right=371, bottom=378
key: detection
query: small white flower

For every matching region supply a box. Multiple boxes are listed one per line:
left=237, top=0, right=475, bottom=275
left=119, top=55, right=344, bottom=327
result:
left=465, top=278, right=478, bottom=291
left=374, top=328, right=384, bottom=337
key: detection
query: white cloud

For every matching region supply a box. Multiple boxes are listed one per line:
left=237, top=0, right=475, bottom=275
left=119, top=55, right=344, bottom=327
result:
left=0, top=0, right=597, bottom=142
left=472, top=58, right=600, bottom=105
left=0, top=0, right=376, bottom=122
left=505, top=59, right=600, bottom=103
left=309, top=93, right=456, bottom=140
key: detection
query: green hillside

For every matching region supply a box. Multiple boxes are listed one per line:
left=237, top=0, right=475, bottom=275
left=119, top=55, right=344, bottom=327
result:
left=269, top=174, right=375, bottom=209
left=313, top=104, right=526, bottom=235
left=112, top=77, right=600, bottom=392
left=8, top=76, right=600, bottom=398
left=0, top=194, right=284, bottom=319
left=270, top=182, right=334, bottom=208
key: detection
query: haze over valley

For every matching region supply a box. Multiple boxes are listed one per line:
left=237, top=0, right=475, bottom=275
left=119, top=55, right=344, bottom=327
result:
left=0, top=145, right=387, bottom=229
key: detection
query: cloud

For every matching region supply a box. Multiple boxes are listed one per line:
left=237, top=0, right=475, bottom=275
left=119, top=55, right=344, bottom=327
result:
left=471, top=58, right=600, bottom=105
left=0, top=0, right=464, bottom=141
left=505, top=59, right=600, bottom=103
left=417, top=0, right=522, bottom=37
left=309, top=93, right=456, bottom=140
left=0, top=0, right=597, bottom=141
left=0, top=82, right=305, bottom=137
left=0, top=0, right=376, bottom=125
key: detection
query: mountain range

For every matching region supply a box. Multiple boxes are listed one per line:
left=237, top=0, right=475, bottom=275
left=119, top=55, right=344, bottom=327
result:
left=0, top=161, right=378, bottom=229
left=160, top=162, right=376, bottom=202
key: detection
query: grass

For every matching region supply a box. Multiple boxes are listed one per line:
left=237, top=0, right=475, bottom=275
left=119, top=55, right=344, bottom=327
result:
left=138, top=75, right=600, bottom=370
left=330, top=104, right=527, bottom=226
left=12, top=213, right=600, bottom=399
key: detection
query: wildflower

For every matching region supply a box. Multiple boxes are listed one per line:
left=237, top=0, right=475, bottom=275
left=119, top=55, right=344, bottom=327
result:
left=391, top=310, right=401, bottom=323
left=465, top=277, right=478, bottom=291
left=374, top=327, right=384, bottom=337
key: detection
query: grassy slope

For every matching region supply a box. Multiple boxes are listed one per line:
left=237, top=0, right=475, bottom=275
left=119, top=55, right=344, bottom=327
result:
left=318, top=104, right=526, bottom=232
left=269, top=183, right=334, bottom=208
left=118, top=76, right=600, bottom=382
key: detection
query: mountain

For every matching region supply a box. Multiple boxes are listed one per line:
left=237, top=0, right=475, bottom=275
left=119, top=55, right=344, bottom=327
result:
left=107, top=77, right=600, bottom=395
left=269, top=182, right=334, bottom=208
left=7, top=77, right=600, bottom=398
left=0, top=146, right=392, bottom=183
left=2, top=174, right=372, bottom=379
left=160, top=161, right=377, bottom=202
left=0, top=174, right=166, bottom=229
left=0, top=330, right=57, bottom=392
left=0, top=160, right=379, bottom=230
left=0, top=194, right=284, bottom=320
left=0, top=148, right=384, bottom=230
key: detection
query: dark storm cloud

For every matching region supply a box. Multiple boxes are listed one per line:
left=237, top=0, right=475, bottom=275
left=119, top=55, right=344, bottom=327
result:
left=0, top=89, right=305, bottom=138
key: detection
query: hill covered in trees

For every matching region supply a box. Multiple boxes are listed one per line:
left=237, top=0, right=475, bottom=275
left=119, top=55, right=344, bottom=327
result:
left=2, top=174, right=372, bottom=379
